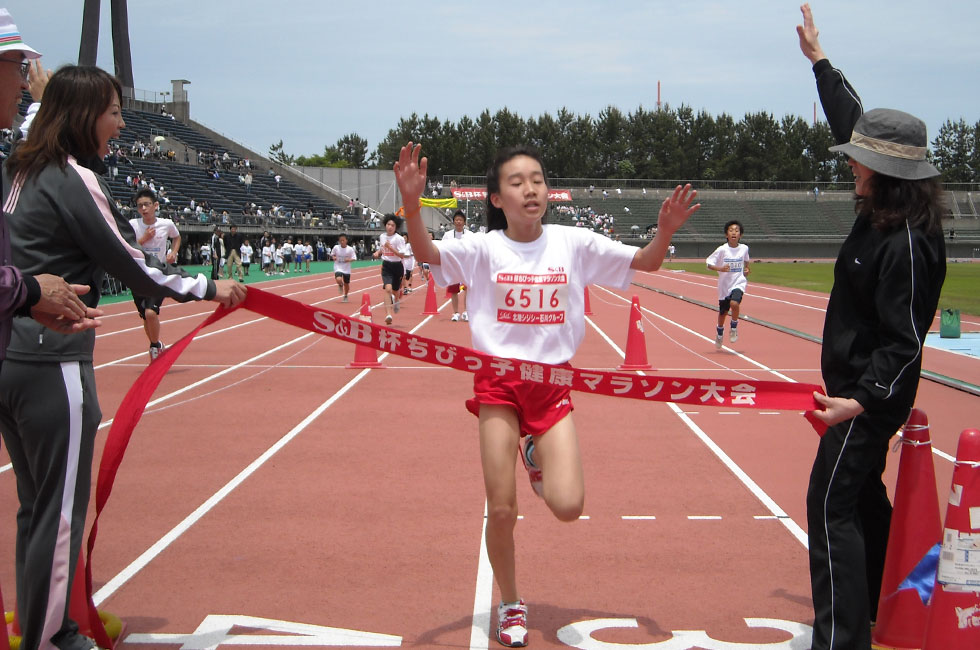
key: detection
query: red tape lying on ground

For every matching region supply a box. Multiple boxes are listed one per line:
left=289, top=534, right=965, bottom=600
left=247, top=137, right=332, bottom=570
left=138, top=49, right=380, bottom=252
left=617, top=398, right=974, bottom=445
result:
left=84, top=286, right=825, bottom=646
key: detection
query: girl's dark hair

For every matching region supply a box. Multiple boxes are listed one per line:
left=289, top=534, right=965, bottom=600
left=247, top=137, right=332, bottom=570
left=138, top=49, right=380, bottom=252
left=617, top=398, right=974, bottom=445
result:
left=6, top=65, right=123, bottom=181
left=856, top=175, right=948, bottom=235
left=485, top=145, right=549, bottom=232
left=383, top=214, right=402, bottom=230
left=724, top=219, right=743, bottom=235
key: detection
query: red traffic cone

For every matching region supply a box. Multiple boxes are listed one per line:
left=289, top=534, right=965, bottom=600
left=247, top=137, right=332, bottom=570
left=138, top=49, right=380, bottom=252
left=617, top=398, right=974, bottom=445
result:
left=1, top=578, right=10, bottom=650
left=922, top=427, right=980, bottom=649
left=584, top=286, right=594, bottom=316
left=872, top=409, right=942, bottom=649
left=347, top=293, right=384, bottom=369
left=422, top=278, right=439, bottom=315
left=618, top=295, right=652, bottom=370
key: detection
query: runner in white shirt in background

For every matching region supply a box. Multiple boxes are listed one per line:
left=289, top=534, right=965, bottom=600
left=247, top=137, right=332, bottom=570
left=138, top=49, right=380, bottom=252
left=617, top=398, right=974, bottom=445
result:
left=442, top=209, right=470, bottom=321
left=129, top=188, right=181, bottom=361
left=330, top=233, right=357, bottom=302
left=401, top=232, right=416, bottom=294
left=371, top=215, right=407, bottom=324
left=705, top=219, right=750, bottom=349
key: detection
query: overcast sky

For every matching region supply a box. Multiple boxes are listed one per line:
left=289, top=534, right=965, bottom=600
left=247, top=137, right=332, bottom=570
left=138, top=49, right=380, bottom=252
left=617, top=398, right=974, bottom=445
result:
left=6, top=1, right=979, bottom=163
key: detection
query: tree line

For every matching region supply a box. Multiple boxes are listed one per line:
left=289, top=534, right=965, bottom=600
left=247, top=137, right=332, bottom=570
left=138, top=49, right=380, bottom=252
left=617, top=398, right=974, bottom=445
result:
left=270, top=105, right=980, bottom=186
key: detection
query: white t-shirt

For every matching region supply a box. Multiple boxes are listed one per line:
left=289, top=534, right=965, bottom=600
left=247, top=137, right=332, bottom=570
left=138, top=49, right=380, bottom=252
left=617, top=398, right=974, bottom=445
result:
left=402, top=243, right=415, bottom=271
left=274, top=247, right=284, bottom=264
left=432, top=225, right=637, bottom=365
left=261, top=245, right=273, bottom=264
left=282, top=242, right=294, bottom=258
left=129, top=217, right=179, bottom=263
left=240, top=244, right=253, bottom=264
left=442, top=228, right=470, bottom=242
left=378, top=232, right=406, bottom=263
left=305, top=243, right=313, bottom=259
left=706, top=243, right=750, bottom=299
left=331, top=244, right=357, bottom=274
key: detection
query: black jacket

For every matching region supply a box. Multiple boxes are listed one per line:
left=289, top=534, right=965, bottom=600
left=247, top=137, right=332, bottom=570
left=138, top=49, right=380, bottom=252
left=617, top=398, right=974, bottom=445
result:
left=813, top=59, right=946, bottom=414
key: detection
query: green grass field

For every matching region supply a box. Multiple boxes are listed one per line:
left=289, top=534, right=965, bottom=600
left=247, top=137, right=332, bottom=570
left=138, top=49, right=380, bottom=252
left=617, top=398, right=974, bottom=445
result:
left=662, top=260, right=980, bottom=317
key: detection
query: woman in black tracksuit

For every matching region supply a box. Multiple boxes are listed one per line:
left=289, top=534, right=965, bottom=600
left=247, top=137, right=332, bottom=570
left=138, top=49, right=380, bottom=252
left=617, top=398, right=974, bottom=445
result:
left=798, top=6, right=947, bottom=649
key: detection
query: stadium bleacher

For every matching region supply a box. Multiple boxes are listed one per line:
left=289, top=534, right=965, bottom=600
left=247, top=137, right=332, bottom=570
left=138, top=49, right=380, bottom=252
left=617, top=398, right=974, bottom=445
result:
left=108, top=108, right=347, bottom=230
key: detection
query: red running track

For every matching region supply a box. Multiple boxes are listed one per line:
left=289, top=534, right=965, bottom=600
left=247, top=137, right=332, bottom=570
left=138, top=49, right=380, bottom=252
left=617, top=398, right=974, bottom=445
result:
left=2, top=265, right=977, bottom=649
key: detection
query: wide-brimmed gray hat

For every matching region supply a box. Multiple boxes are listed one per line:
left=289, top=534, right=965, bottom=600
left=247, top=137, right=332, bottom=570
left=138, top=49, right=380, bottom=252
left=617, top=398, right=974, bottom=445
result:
left=829, top=108, right=939, bottom=180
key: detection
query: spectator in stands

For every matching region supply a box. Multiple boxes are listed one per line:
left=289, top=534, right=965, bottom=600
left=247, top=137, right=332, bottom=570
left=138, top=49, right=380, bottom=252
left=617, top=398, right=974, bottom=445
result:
left=240, top=238, right=253, bottom=276
left=210, top=226, right=224, bottom=279
left=105, top=147, right=118, bottom=178
left=129, top=188, right=182, bottom=361
left=244, top=170, right=253, bottom=193
left=798, top=6, right=948, bottom=649
left=261, top=238, right=273, bottom=275
left=1, top=62, right=245, bottom=650
left=224, top=224, right=245, bottom=282
left=274, top=172, right=282, bottom=188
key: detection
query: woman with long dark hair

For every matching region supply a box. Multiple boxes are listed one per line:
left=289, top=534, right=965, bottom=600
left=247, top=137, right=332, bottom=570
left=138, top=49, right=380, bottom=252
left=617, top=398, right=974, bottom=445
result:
left=798, top=6, right=946, bottom=649
left=0, top=65, right=244, bottom=650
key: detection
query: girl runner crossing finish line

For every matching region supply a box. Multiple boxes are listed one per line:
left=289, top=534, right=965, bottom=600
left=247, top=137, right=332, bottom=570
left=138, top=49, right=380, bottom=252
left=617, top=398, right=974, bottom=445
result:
left=394, top=141, right=700, bottom=648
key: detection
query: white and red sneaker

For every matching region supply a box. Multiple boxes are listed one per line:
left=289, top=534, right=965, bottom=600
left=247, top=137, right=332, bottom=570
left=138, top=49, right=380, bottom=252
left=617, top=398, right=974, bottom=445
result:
left=496, top=600, right=528, bottom=647
left=148, top=342, right=166, bottom=362
left=519, top=436, right=543, bottom=498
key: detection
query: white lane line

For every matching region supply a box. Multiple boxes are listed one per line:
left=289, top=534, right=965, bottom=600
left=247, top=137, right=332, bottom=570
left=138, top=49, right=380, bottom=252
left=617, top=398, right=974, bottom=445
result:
left=93, top=361, right=372, bottom=604
left=585, top=291, right=810, bottom=549
left=469, top=502, right=491, bottom=650
left=93, top=314, right=438, bottom=603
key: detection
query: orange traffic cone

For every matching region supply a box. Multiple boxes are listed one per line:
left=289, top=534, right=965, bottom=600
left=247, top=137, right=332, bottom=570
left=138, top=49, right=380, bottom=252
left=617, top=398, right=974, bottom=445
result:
left=872, top=409, right=942, bottom=649
left=584, top=286, right=594, bottom=316
left=618, top=295, right=651, bottom=370
left=922, top=427, right=980, bottom=649
left=422, top=278, right=439, bottom=315
left=347, top=293, right=384, bottom=369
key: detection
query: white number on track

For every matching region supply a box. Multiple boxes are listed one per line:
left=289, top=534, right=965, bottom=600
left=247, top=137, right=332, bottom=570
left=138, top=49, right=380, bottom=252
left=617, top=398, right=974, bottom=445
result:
left=122, top=614, right=401, bottom=648
left=557, top=617, right=811, bottom=649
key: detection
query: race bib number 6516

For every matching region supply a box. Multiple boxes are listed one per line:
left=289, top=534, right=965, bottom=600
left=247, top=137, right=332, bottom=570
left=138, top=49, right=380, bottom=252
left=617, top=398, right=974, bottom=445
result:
left=494, top=272, right=568, bottom=325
